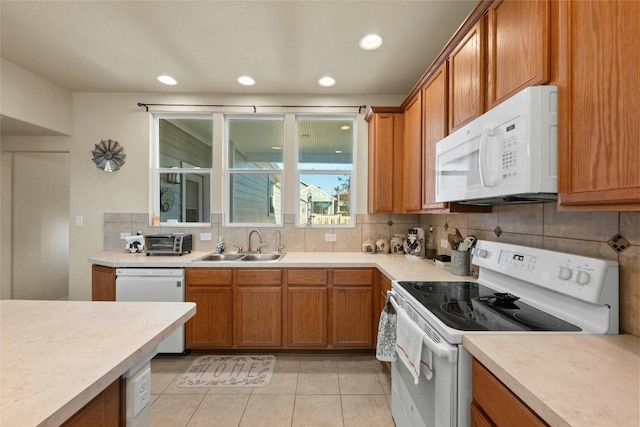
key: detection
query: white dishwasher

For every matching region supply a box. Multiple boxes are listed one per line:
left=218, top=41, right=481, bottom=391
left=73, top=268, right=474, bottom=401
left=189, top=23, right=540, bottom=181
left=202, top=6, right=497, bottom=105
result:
left=116, top=268, right=186, bottom=354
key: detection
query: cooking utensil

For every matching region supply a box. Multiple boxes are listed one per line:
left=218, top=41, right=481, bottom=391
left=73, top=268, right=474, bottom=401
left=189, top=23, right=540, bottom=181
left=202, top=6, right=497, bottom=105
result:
left=448, top=233, right=462, bottom=250
left=457, top=236, right=476, bottom=252
left=455, top=228, right=464, bottom=239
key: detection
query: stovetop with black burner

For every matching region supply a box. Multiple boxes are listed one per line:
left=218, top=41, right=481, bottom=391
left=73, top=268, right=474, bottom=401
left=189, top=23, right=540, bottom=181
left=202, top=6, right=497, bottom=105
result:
left=396, top=281, right=581, bottom=332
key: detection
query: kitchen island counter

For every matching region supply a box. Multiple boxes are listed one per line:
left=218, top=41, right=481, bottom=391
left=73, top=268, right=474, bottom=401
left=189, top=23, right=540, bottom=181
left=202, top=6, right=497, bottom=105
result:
left=463, top=333, right=640, bottom=427
left=0, top=299, right=196, bottom=427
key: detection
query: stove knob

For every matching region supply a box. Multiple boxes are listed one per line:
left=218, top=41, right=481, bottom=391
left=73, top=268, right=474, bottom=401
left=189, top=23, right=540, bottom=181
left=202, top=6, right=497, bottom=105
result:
left=557, top=266, right=573, bottom=280
left=574, top=270, right=591, bottom=285
left=472, top=248, right=488, bottom=258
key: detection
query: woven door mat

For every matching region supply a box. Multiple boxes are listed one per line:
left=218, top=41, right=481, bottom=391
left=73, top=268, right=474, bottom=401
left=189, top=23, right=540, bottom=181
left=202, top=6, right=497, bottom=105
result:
left=176, top=355, right=275, bottom=387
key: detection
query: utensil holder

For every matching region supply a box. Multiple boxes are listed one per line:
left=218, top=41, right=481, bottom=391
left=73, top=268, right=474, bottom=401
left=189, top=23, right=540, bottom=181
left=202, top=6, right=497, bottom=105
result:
left=451, top=250, right=471, bottom=276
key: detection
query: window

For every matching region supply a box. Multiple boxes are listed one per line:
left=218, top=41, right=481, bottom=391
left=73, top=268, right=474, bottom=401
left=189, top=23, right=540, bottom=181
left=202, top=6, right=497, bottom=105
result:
left=296, top=116, right=355, bottom=226
left=225, top=116, right=284, bottom=225
left=153, top=115, right=212, bottom=225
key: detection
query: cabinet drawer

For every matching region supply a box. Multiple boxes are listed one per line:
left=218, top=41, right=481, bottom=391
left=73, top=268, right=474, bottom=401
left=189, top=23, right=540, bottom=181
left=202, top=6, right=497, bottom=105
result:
left=236, top=269, right=282, bottom=285
left=186, top=268, right=232, bottom=285
left=472, top=359, right=547, bottom=427
left=333, top=269, right=373, bottom=286
left=287, top=269, right=328, bottom=286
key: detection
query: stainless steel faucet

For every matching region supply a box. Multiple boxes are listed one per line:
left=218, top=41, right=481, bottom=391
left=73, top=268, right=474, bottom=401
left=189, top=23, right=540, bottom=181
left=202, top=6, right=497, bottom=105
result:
left=248, top=229, right=264, bottom=253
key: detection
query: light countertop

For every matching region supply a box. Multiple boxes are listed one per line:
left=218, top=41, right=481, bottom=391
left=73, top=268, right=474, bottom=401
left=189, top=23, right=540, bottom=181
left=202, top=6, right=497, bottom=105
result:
left=0, top=299, right=196, bottom=427
left=88, top=251, right=470, bottom=282
left=463, top=334, right=640, bottom=427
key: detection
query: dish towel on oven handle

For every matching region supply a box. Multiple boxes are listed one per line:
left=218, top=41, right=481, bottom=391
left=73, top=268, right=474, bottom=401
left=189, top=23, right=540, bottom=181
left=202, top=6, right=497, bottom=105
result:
left=376, top=296, right=397, bottom=362
left=396, top=307, right=433, bottom=383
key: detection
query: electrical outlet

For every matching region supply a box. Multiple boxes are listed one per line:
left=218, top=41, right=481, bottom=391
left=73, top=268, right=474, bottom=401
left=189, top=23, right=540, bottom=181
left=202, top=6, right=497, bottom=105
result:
left=120, top=232, right=131, bottom=240
left=440, top=238, right=449, bottom=249
left=325, top=233, right=336, bottom=242
left=133, top=367, right=151, bottom=417
left=200, top=233, right=212, bottom=241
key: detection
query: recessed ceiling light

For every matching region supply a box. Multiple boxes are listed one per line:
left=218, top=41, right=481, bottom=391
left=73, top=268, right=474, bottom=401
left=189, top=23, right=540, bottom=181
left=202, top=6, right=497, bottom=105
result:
left=271, top=146, right=283, bottom=150
left=335, top=150, right=343, bottom=154
left=237, top=75, right=256, bottom=86
left=341, top=125, right=351, bottom=131
left=157, top=75, right=177, bottom=85
left=359, top=34, right=383, bottom=50
left=318, top=76, right=336, bottom=87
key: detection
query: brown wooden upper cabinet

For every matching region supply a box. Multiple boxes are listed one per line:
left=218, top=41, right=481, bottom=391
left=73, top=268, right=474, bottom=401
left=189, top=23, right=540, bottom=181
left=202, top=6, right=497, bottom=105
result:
left=421, top=62, right=449, bottom=210
left=486, top=0, right=551, bottom=108
left=402, top=91, right=423, bottom=212
left=448, top=19, right=485, bottom=132
left=366, top=108, right=403, bottom=213
left=556, top=0, right=640, bottom=211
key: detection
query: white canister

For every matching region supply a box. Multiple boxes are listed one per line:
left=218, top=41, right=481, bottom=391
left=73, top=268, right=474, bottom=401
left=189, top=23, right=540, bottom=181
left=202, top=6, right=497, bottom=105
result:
left=390, top=235, right=405, bottom=255
left=362, top=239, right=375, bottom=254
left=375, top=238, right=390, bottom=254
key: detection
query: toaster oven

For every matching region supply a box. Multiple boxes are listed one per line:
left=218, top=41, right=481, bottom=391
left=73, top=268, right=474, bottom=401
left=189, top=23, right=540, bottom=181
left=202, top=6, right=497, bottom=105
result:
left=145, top=234, right=192, bottom=255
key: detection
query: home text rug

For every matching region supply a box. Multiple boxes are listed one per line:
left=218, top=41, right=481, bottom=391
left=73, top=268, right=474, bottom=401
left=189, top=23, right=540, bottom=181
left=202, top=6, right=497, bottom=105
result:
left=177, top=355, right=276, bottom=388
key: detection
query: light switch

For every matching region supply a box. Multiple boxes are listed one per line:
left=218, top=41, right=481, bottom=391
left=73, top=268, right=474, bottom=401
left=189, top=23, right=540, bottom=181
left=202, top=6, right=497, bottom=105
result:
left=75, top=215, right=83, bottom=227
left=200, top=233, right=212, bottom=241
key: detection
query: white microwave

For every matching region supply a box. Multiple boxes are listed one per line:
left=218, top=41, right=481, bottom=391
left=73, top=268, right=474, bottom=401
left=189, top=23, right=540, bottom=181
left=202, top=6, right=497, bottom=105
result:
left=435, top=85, right=558, bottom=205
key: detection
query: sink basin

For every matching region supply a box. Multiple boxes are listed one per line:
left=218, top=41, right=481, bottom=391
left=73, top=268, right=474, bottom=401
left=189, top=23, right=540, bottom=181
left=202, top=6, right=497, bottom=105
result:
left=193, top=252, right=284, bottom=262
left=240, top=253, right=283, bottom=262
left=195, top=253, right=245, bottom=262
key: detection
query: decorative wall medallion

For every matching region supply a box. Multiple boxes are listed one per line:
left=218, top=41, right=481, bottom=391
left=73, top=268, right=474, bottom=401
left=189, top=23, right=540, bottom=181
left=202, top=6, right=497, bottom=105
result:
left=92, top=139, right=126, bottom=172
left=161, top=187, right=174, bottom=212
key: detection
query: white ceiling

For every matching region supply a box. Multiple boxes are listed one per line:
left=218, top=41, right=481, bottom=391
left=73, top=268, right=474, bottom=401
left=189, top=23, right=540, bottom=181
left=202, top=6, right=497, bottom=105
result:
left=1, top=0, right=478, bottom=95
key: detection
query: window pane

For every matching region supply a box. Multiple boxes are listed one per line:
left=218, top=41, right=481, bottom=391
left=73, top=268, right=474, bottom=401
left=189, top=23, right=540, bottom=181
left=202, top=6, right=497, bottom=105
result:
left=159, top=172, right=211, bottom=223
left=228, top=118, right=284, bottom=169
left=229, top=173, right=282, bottom=224
left=299, top=174, right=351, bottom=225
left=298, top=118, right=354, bottom=169
left=159, top=117, right=212, bottom=168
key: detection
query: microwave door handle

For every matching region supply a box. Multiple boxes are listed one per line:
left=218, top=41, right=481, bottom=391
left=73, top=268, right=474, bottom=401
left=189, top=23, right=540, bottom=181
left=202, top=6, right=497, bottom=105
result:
left=388, top=292, right=458, bottom=363
left=479, top=128, right=496, bottom=187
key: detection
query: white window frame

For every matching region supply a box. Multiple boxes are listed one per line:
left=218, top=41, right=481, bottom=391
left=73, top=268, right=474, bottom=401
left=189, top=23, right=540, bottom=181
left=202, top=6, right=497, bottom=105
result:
left=224, top=115, right=284, bottom=227
left=294, top=115, right=357, bottom=228
left=151, top=114, right=213, bottom=227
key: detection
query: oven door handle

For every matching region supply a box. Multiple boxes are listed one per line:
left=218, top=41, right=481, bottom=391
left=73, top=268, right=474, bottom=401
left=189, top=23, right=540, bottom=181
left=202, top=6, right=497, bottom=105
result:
left=388, top=292, right=458, bottom=364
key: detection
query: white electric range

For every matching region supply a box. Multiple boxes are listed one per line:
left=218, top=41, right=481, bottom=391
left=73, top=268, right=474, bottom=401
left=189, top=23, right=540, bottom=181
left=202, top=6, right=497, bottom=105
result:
left=388, top=240, right=619, bottom=427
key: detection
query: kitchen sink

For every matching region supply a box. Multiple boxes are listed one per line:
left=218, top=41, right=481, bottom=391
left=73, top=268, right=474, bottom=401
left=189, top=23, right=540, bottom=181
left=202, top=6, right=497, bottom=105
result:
left=239, top=253, right=283, bottom=262
left=195, top=253, right=245, bottom=262
left=193, top=253, right=284, bottom=262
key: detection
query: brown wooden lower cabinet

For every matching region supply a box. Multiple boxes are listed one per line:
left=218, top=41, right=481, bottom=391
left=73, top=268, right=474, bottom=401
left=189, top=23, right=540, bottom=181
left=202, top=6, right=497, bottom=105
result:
left=379, top=272, right=392, bottom=314
left=185, top=268, right=233, bottom=348
left=332, top=268, right=375, bottom=348
left=286, top=269, right=329, bottom=348
left=235, top=269, right=283, bottom=347
left=471, top=358, right=548, bottom=427
left=61, top=377, right=123, bottom=427
left=89, top=266, right=379, bottom=351
left=92, top=264, right=117, bottom=301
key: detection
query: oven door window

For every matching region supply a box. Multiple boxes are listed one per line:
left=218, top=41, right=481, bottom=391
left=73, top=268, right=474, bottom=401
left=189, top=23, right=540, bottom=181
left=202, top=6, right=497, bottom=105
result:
left=392, top=346, right=457, bottom=427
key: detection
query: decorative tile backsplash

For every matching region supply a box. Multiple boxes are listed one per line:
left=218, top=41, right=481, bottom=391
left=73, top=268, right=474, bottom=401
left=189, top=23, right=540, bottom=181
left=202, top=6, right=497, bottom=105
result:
left=103, top=203, right=639, bottom=336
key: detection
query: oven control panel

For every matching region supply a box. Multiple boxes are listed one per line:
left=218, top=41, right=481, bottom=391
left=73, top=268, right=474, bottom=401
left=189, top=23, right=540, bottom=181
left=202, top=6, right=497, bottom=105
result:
left=498, top=250, right=538, bottom=270
left=472, top=240, right=618, bottom=306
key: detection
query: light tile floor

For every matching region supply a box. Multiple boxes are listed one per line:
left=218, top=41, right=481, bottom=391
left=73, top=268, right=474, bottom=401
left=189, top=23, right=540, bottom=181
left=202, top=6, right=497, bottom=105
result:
left=150, top=353, right=396, bottom=427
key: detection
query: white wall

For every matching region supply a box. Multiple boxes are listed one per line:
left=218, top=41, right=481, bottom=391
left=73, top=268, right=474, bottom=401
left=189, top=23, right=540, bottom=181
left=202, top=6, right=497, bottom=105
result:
left=1, top=59, right=73, bottom=135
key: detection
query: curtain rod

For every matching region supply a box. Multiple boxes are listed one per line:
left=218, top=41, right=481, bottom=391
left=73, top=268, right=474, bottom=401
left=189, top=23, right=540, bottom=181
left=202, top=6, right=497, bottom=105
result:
left=137, top=102, right=367, bottom=114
